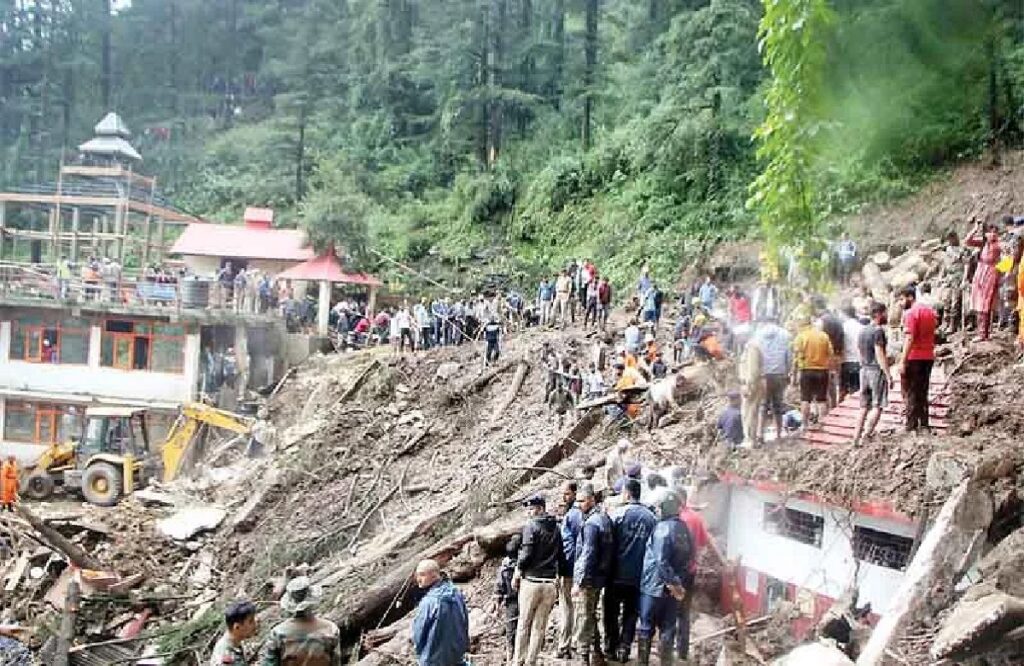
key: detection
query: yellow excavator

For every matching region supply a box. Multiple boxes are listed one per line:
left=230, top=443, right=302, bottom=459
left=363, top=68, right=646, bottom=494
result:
left=24, top=403, right=254, bottom=507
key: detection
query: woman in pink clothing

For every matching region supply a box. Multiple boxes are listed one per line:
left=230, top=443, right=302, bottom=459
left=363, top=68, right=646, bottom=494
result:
left=965, top=220, right=1002, bottom=340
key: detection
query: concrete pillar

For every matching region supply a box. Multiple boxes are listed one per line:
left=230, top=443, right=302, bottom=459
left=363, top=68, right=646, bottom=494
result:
left=0, top=321, right=11, bottom=360
left=156, top=217, right=165, bottom=261
left=0, top=398, right=6, bottom=446
left=115, top=204, right=126, bottom=263
left=317, top=280, right=331, bottom=336
left=182, top=332, right=201, bottom=401
left=70, top=207, right=81, bottom=263
left=234, top=325, right=249, bottom=392
left=0, top=201, right=6, bottom=260
left=368, top=285, right=378, bottom=319
left=87, top=325, right=101, bottom=368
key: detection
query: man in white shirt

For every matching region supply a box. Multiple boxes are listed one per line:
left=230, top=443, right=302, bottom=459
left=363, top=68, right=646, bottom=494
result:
left=395, top=306, right=415, bottom=353
left=840, top=305, right=865, bottom=403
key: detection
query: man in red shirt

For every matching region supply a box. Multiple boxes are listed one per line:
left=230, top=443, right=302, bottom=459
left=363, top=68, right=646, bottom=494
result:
left=675, top=487, right=724, bottom=662
left=899, top=286, right=937, bottom=432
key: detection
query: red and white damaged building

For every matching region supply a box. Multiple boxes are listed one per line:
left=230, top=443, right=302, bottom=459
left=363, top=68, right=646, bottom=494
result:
left=706, top=474, right=917, bottom=639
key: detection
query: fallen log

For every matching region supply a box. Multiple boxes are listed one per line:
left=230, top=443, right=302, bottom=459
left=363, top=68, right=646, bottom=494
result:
left=443, top=361, right=513, bottom=406
left=396, top=422, right=433, bottom=458
left=16, top=505, right=100, bottom=570
left=856, top=481, right=993, bottom=665
left=337, top=359, right=382, bottom=406
left=52, top=579, right=80, bottom=666
left=329, top=508, right=524, bottom=636
left=493, top=360, right=530, bottom=419
left=348, top=485, right=401, bottom=553
left=515, top=408, right=602, bottom=486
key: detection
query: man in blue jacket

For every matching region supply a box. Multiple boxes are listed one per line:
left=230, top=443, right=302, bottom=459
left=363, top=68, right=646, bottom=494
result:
left=637, top=489, right=692, bottom=666
left=604, top=479, right=656, bottom=663
left=557, top=481, right=583, bottom=660
left=572, top=483, right=613, bottom=666
left=411, top=559, right=470, bottom=666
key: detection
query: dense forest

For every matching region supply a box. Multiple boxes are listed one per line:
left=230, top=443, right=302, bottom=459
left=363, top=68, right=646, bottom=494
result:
left=2, top=0, right=1023, bottom=284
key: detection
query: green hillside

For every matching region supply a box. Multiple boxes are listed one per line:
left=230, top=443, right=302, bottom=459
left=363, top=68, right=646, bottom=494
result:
left=2, top=0, right=1022, bottom=287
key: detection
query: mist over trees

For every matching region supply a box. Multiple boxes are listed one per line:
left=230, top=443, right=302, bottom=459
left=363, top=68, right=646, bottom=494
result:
left=2, top=0, right=1022, bottom=281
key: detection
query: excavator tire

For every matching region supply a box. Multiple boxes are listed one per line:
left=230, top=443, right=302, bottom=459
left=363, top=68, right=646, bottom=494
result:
left=82, top=462, right=123, bottom=507
left=24, top=472, right=55, bottom=500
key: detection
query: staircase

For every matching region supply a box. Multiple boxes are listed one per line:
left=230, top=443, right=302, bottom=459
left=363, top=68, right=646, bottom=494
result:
left=801, top=364, right=950, bottom=446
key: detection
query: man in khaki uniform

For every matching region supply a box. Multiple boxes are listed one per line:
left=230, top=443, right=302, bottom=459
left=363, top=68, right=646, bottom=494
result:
left=262, top=577, right=341, bottom=666
left=738, top=341, right=763, bottom=447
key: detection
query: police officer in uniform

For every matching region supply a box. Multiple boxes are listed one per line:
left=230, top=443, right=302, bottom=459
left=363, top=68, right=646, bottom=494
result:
left=636, top=489, right=692, bottom=666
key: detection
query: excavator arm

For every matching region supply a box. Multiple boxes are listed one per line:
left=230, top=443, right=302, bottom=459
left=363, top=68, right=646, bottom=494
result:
left=161, top=403, right=254, bottom=482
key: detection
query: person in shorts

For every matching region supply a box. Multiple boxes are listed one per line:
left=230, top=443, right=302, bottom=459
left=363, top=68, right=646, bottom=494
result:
left=853, top=302, right=892, bottom=445
left=793, top=316, right=833, bottom=432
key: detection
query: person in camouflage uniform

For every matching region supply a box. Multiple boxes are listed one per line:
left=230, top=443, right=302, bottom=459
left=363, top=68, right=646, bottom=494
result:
left=937, top=231, right=971, bottom=333
left=261, top=577, right=341, bottom=666
left=210, top=600, right=257, bottom=665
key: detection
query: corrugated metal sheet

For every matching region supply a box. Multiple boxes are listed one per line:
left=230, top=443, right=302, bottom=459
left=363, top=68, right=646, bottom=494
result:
left=70, top=644, right=139, bottom=666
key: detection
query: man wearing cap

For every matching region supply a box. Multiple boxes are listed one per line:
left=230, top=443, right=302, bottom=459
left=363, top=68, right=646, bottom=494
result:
left=572, top=483, right=613, bottom=666
left=210, top=600, right=257, bottom=665
left=557, top=482, right=583, bottom=660
left=514, top=494, right=562, bottom=666
left=604, top=478, right=656, bottom=663
left=411, top=559, right=470, bottom=666
left=262, top=577, right=341, bottom=665
left=637, top=489, right=693, bottom=666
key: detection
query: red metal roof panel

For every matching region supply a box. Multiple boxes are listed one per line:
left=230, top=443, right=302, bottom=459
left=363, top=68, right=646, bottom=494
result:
left=276, top=253, right=383, bottom=287
left=170, top=223, right=314, bottom=261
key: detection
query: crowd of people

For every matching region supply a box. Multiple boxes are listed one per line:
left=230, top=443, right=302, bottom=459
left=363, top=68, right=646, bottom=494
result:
left=497, top=444, right=720, bottom=666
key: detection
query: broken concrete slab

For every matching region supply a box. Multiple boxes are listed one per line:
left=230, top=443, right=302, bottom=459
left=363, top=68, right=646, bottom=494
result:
left=930, top=591, right=1024, bottom=661
left=132, top=489, right=178, bottom=507
left=156, top=507, right=227, bottom=541
left=772, top=642, right=855, bottom=665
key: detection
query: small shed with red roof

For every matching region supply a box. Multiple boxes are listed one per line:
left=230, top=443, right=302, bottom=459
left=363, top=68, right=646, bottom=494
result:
left=278, top=253, right=383, bottom=334
left=171, top=208, right=314, bottom=276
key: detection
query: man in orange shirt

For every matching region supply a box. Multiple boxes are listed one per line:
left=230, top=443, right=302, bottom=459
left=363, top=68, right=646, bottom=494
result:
left=793, top=317, right=834, bottom=433
left=1, top=455, right=19, bottom=511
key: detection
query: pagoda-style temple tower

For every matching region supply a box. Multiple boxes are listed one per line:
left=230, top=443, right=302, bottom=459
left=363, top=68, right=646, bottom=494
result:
left=0, top=112, right=200, bottom=266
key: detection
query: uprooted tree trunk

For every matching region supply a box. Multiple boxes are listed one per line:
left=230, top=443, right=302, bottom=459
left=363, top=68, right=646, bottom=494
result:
left=16, top=505, right=101, bottom=570
left=52, top=580, right=81, bottom=666
left=516, top=408, right=602, bottom=486
left=493, top=360, right=530, bottom=420
left=443, top=361, right=514, bottom=406
left=329, top=514, right=520, bottom=631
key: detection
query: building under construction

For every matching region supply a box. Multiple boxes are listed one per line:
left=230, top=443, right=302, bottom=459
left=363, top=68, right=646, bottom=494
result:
left=0, top=112, right=200, bottom=267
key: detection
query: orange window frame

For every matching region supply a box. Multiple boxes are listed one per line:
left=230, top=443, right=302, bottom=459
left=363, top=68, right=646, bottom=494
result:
left=6, top=403, right=62, bottom=445
left=102, top=320, right=188, bottom=373
left=11, top=322, right=88, bottom=364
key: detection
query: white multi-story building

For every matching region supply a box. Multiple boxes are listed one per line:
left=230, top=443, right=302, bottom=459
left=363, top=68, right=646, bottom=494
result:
left=0, top=298, right=283, bottom=461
